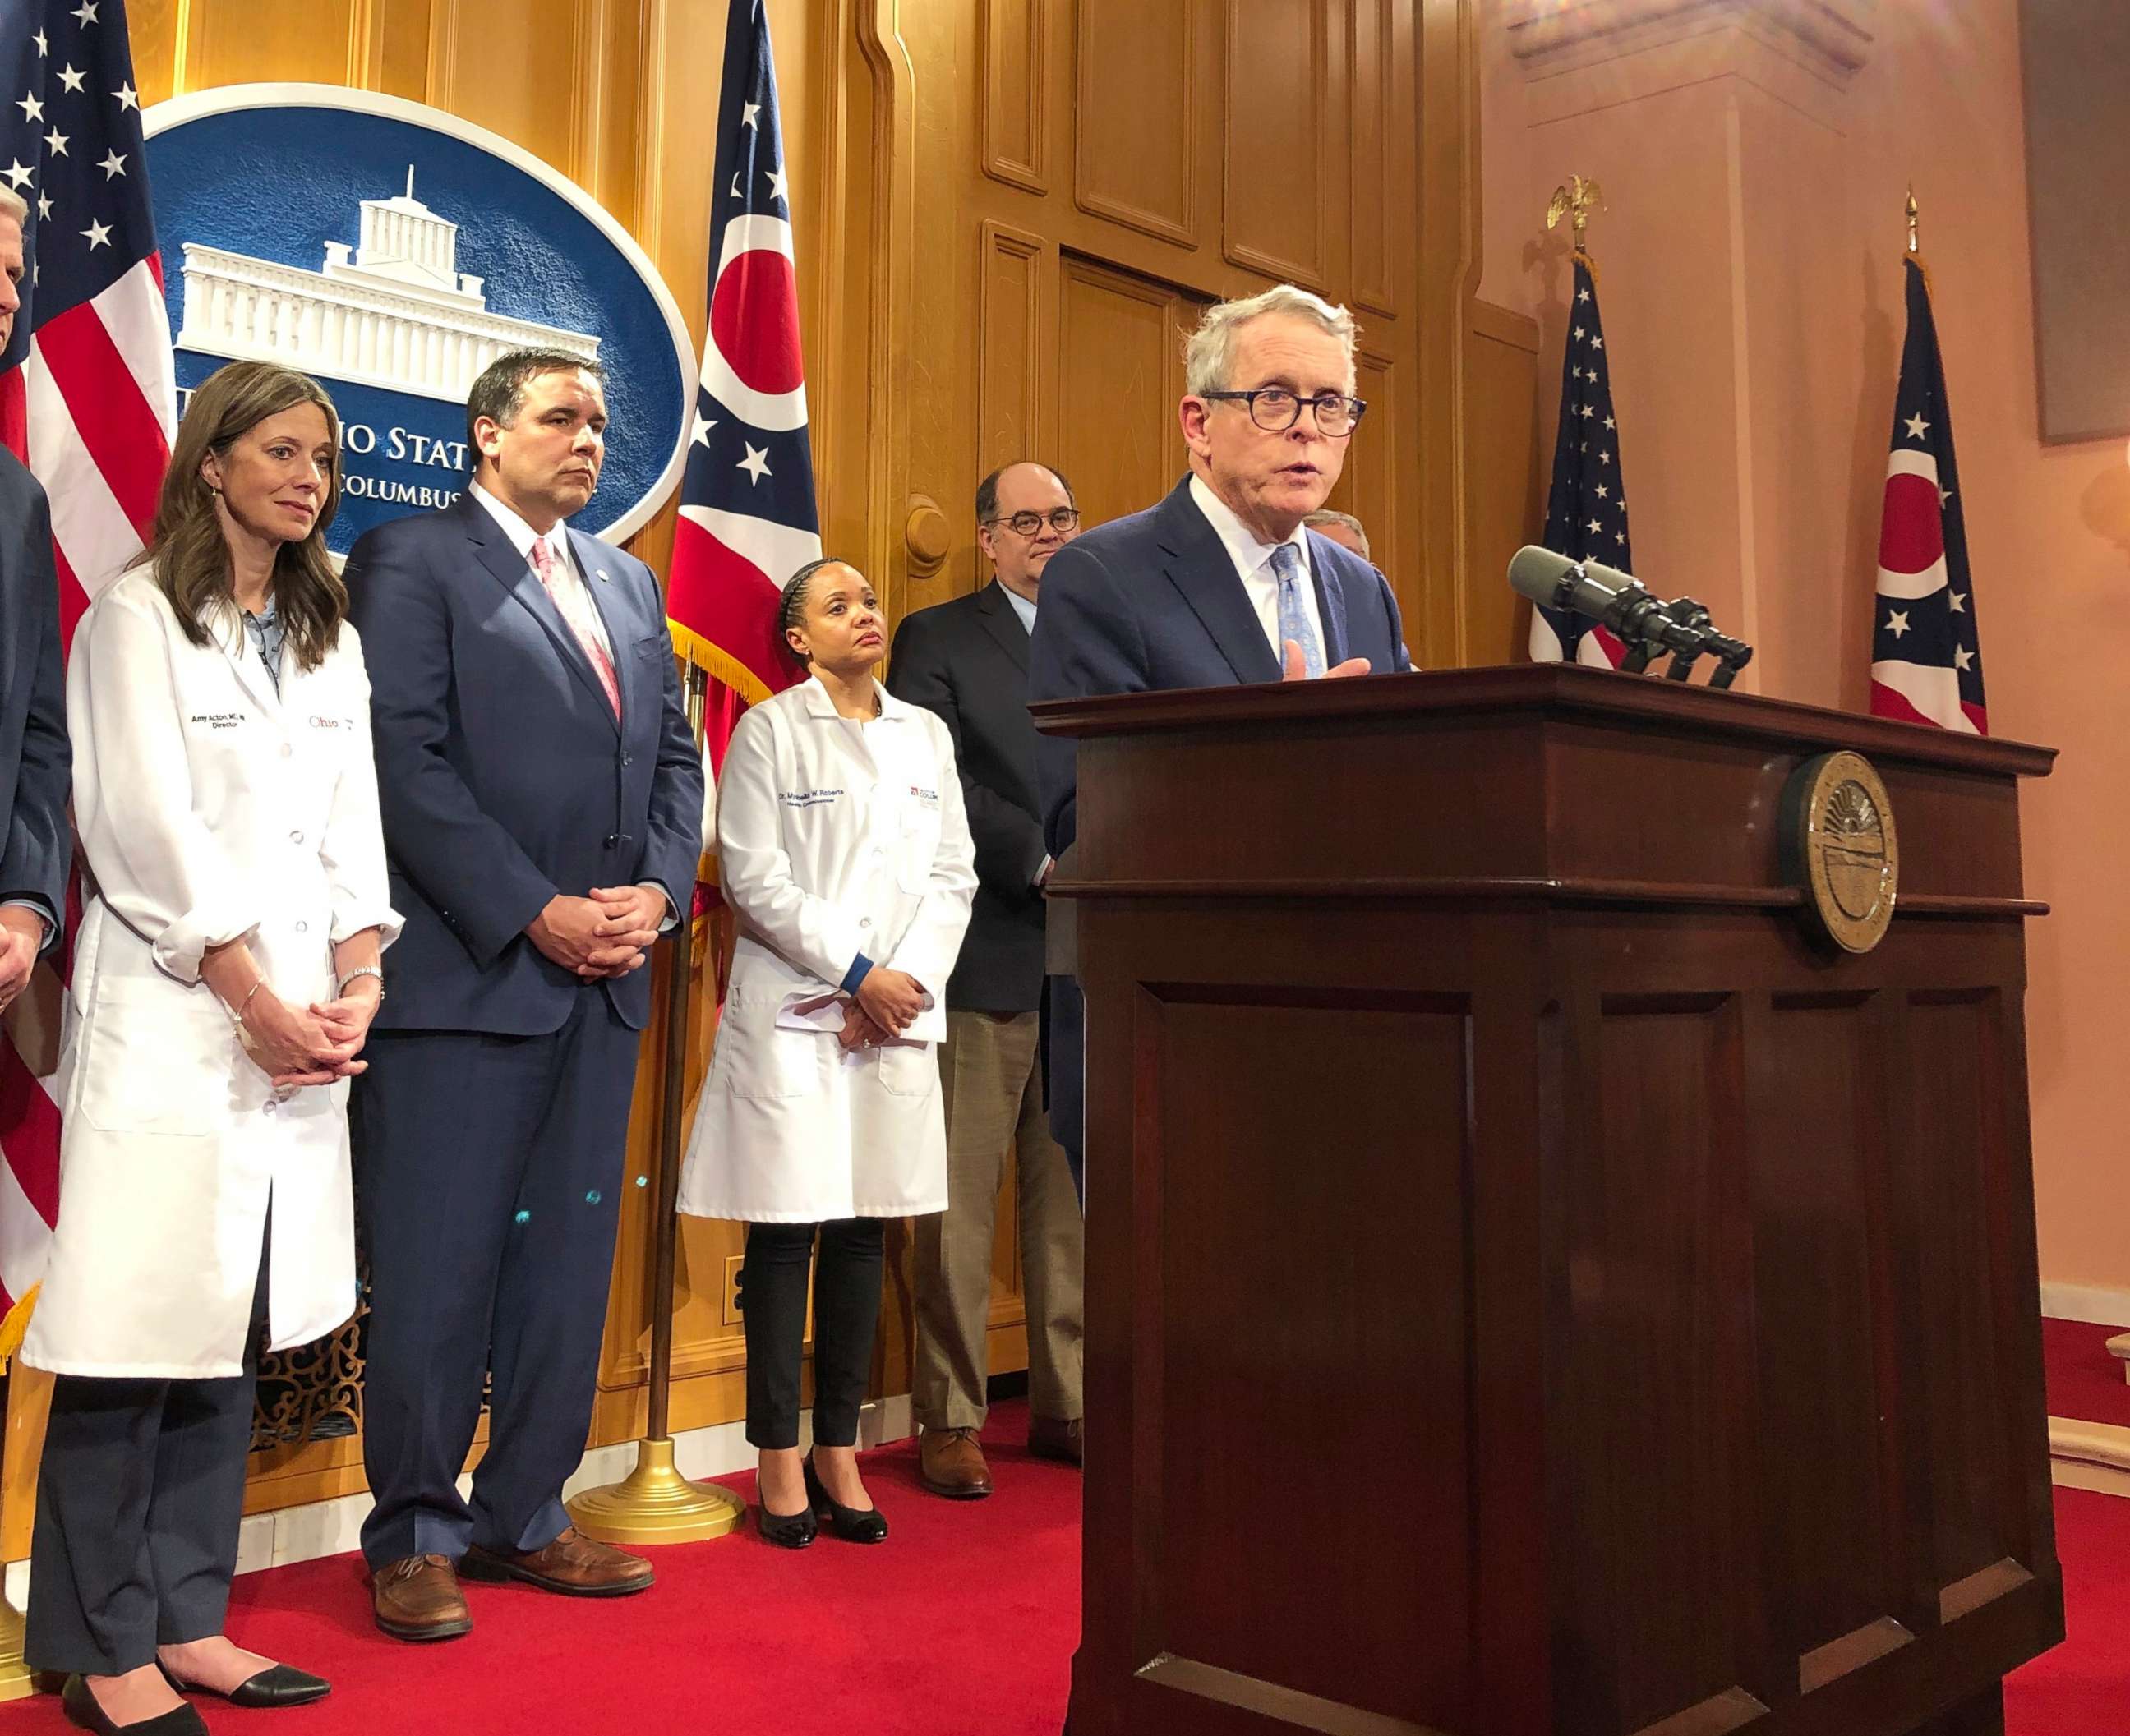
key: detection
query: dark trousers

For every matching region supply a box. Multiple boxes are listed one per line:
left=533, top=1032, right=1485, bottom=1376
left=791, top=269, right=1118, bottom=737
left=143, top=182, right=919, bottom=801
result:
left=740, top=1218, right=884, bottom=1451
left=27, top=1236, right=270, bottom=1676
left=1044, top=974, right=1086, bottom=1202
left=354, top=990, right=639, bottom=1568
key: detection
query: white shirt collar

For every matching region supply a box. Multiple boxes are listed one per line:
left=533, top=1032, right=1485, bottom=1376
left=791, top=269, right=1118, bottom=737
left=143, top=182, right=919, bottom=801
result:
left=1188, top=472, right=1310, bottom=587
left=994, top=577, right=1038, bottom=635
left=472, top=479, right=572, bottom=574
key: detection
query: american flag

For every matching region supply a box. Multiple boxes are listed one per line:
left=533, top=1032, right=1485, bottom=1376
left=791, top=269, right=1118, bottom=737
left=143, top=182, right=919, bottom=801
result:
left=1528, top=251, right=1632, bottom=668
left=1869, top=256, right=1985, bottom=734
left=0, top=0, right=174, bottom=1352
left=666, top=0, right=820, bottom=771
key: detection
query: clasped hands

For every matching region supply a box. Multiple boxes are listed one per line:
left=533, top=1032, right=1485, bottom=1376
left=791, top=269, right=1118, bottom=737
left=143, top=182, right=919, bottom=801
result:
left=528, top=885, right=668, bottom=980
left=243, top=979, right=382, bottom=1090
left=0, top=906, right=44, bottom=1015
left=836, top=966, right=929, bottom=1053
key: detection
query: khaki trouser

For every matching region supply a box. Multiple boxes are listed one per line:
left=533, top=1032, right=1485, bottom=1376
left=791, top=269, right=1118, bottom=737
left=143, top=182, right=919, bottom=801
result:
left=913, top=1009, right=1085, bottom=1430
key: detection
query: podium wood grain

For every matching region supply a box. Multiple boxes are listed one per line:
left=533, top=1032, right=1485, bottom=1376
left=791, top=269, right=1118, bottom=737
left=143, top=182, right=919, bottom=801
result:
left=1038, top=664, right=2062, bottom=1736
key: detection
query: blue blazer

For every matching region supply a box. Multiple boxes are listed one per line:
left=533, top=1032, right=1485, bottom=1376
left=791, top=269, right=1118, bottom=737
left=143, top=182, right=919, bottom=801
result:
left=0, top=450, right=71, bottom=950
left=345, top=490, right=704, bottom=1034
left=1028, top=475, right=1411, bottom=858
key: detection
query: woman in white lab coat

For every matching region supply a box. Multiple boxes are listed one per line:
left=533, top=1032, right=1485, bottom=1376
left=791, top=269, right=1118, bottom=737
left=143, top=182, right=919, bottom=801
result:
left=679, top=558, right=975, bottom=1548
left=21, top=361, right=399, bottom=1734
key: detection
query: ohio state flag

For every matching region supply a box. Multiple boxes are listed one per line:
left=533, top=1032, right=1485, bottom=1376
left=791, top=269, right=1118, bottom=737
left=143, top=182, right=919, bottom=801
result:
left=666, top=0, right=821, bottom=766
left=1870, top=256, right=1986, bottom=734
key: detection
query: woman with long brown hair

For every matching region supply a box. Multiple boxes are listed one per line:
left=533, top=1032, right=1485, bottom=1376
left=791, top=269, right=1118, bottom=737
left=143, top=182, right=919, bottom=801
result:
left=21, top=361, right=400, bottom=1734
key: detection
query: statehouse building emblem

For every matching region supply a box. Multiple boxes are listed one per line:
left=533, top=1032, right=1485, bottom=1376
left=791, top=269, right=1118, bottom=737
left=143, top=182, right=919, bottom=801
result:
left=143, top=85, right=694, bottom=555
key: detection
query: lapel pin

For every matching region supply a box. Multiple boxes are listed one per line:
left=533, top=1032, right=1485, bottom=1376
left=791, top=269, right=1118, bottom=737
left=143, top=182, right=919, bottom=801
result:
left=595, top=569, right=611, bottom=583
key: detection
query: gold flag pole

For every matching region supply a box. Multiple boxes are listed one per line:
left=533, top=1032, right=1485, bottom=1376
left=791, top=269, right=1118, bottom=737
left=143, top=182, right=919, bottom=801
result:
left=569, top=661, right=745, bottom=1544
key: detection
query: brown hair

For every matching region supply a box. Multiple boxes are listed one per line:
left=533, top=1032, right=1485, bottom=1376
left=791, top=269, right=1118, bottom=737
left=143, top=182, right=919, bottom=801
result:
left=137, top=361, right=347, bottom=671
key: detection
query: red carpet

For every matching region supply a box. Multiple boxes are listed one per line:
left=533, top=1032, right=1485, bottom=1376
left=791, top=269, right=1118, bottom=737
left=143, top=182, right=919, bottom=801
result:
left=0, top=1401, right=1078, bottom=1736
left=2044, top=1316, right=2130, bottom=1428
left=2007, top=1485, right=2130, bottom=1734
left=6, top=1375, right=2126, bottom=1736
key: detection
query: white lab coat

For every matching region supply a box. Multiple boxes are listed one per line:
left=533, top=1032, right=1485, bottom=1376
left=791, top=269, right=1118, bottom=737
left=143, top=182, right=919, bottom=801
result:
left=23, top=571, right=402, bottom=1379
left=677, top=675, right=976, bottom=1223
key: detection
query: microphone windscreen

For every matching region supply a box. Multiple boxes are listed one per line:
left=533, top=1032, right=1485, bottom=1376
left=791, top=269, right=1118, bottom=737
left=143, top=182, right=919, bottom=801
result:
left=1506, top=545, right=1573, bottom=606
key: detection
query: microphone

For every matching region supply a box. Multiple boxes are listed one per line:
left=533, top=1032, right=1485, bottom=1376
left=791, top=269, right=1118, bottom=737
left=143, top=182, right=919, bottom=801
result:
left=1506, top=545, right=1752, bottom=684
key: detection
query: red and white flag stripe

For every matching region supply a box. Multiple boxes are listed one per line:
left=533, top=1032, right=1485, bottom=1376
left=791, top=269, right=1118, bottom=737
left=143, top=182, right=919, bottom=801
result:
left=0, top=255, right=176, bottom=1340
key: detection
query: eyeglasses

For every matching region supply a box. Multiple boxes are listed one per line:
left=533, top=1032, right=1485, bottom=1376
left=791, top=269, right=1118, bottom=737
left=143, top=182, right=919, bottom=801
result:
left=1201, top=387, right=1368, bottom=437
left=984, top=508, right=1081, bottom=538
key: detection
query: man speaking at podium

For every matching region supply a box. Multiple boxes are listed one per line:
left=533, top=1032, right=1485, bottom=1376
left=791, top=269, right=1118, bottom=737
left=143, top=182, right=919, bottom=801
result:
left=1028, top=283, right=1410, bottom=1190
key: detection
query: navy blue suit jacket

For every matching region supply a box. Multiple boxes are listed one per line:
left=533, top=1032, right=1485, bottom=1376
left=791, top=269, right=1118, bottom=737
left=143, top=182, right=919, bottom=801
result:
left=345, top=490, right=703, bottom=1034
left=0, top=450, right=71, bottom=951
left=1028, top=475, right=1410, bottom=859
left=1026, top=476, right=1410, bottom=1162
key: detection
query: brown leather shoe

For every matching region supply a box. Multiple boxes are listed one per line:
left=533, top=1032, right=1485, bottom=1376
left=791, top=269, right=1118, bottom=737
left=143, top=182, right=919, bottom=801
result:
left=920, top=1426, right=994, bottom=1499
left=371, top=1554, right=473, bottom=1642
left=1029, top=1415, right=1083, bottom=1467
left=459, top=1526, right=654, bottom=1596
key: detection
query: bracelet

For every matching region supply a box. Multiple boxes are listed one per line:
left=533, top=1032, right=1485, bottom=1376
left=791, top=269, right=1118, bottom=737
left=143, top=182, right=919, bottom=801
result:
left=234, top=979, right=265, bottom=1022
left=338, top=965, right=385, bottom=999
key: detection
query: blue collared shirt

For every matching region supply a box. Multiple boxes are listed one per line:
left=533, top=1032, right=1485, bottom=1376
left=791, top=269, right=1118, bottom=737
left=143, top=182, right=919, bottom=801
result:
left=242, top=596, right=285, bottom=696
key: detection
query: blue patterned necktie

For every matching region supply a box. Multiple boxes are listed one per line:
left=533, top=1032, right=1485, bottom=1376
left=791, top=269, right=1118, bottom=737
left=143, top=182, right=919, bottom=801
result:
left=1270, top=542, right=1323, bottom=678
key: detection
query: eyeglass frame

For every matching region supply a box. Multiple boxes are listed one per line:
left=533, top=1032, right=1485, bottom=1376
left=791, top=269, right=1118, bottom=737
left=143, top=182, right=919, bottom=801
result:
left=980, top=507, right=1083, bottom=538
left=1198, top=386, right=1369, bottom=437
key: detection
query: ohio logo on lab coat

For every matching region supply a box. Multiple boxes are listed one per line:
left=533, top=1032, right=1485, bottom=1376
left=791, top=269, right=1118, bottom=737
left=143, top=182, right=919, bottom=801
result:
left=143, top=84, right=694, bottom=555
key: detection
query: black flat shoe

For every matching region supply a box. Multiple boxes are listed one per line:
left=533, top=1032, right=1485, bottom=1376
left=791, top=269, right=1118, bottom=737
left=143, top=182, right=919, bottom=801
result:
left=756, top=1499, right=818, bottom=1549
left=160, top=1659, right=330, bottom=1708
left=59, top=1675, right=208, bottom=1736
left=804, top=1453, right=889, bottom=1544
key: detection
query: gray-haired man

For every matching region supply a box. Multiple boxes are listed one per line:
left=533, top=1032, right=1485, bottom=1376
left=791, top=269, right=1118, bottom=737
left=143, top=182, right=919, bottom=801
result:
left=1026, top=284, right=1412, bottom=1189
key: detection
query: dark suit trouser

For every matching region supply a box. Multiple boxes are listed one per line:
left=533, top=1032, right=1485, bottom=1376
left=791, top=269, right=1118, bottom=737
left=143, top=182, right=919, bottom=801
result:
left=27, top=1233, right=270, bottom=1676
left=740, top=1219, right=883, bottom=1451
left=355, top=990, right=638, bottom=1568
left=1044, top=974, right=1086, bottom=1203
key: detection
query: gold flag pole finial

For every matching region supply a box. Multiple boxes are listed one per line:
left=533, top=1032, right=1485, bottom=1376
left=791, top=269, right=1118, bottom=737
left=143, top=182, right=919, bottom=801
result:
left=1547, top=174, right=1607, bottom=249
left=1906, top=185, right=1920, bottom=256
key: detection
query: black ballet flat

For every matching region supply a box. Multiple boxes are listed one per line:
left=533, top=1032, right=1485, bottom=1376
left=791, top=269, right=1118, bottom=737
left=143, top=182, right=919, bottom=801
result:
left=756, top=1499, right=818, bottom=1549
left=60, top=1675, right=208, bottom=1736
left=804, top=1453, right=889, bottom=1544
left=160, top=1659, right=330, bottom=1708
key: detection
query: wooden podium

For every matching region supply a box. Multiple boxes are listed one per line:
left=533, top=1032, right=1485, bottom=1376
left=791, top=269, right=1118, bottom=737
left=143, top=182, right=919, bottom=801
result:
left=1035, top=665, right=2063, bottom=1736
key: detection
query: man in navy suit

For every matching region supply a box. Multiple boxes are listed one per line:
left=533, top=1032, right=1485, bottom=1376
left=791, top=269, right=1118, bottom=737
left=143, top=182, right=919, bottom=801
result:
left=347, top=351, right=703, bottom=1640
left=0, top=190, right=70, bottom=999
left=1028, top=285, right=1410, bottom=1190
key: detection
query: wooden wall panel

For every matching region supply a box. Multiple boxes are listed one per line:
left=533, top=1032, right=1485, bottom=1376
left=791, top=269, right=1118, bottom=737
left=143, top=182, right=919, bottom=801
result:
left=1464, top=300, right=1542, bottom=666
left=977, top=221, right=1046, bottom=475
left=1349, top=0, right=1395, bottom=315
left=980, top=0, right=1047, bottom=193
left=422, top=0, right=584, bottom=176
left=1072, top=0, right=1197, bottom=248
left=173, top=0, right=367, bottom=86
left=1221, top=0, right=1331, bottom=289
left=1056, top=259, right=1198, bottom=530
left=1330, top=348, right=1395, bottom=587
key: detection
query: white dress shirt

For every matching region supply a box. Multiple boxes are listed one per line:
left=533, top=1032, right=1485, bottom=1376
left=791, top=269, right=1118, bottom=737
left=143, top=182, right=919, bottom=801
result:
left=470, top=480, right=615, bottom=661
left=1187, top=472, right=1327, bottom=665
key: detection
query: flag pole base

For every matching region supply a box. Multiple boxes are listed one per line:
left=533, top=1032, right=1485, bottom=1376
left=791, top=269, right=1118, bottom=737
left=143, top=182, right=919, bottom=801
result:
left=565, top=1438, right=746, bottom=1545
left=0, top=1596, right=39, bottom=1702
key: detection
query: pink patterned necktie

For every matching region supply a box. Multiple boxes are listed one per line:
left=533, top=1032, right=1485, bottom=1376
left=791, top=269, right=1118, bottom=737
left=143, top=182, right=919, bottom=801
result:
left=528, top=536, right=620, bottom=718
